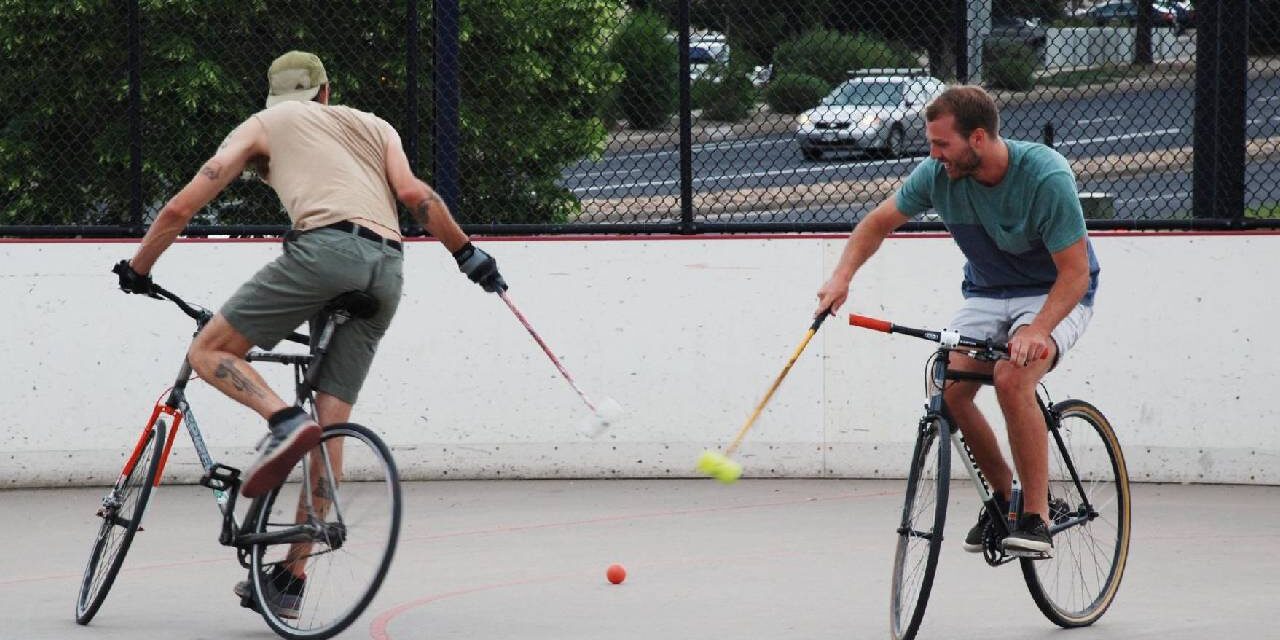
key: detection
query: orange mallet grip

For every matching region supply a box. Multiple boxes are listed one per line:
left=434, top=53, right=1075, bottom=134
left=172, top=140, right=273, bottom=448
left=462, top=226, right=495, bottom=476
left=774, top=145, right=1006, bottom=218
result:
left=849, top=314, right=892, bottom=333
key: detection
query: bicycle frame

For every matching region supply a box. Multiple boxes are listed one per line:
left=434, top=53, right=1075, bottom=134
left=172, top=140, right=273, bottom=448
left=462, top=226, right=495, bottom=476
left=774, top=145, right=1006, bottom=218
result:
left=116, top=285, right=355, bottom=564
left=854, top=315, right=1101, bottom=564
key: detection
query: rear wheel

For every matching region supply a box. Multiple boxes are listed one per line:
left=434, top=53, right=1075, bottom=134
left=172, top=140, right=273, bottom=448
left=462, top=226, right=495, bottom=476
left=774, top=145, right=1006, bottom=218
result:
left=75, top=419, right=166, bottom=624
left=248, top=423, right=401, bottom=640
left=1022, top=400, right=1130, bottom=627
left=889, top=417, right=950, bottom=640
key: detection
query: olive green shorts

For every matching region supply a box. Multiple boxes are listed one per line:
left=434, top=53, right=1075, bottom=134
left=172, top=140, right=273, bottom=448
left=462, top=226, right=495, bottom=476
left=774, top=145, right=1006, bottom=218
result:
left=220, top=227, right=403, bottom=404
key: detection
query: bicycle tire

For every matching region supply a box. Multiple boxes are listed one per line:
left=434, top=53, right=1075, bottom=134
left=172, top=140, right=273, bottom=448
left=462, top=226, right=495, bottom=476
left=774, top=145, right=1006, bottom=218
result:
left=889, top=417, right=951, bottom=640
left=75, top=419, right=166, bottom=625
left=249, top=423, right=401, bottom=640
left=1021, top=399, right=1131, bottom=627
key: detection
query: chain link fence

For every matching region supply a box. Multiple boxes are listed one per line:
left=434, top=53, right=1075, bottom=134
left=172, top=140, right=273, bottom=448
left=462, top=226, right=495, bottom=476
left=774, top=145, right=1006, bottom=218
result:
left=1, top=0, right=1277, bottom=235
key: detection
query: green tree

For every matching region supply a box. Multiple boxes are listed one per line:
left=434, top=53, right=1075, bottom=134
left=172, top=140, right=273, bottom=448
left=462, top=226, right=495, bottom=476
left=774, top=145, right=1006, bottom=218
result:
left=0, top=0, right=622, bottom=227
left=607, top=9, right=678, bottom=130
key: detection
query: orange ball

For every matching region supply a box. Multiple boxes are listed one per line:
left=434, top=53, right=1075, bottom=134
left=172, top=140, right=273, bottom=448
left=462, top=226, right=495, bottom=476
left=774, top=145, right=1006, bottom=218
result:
left=606, top=563, right=626, bottom=584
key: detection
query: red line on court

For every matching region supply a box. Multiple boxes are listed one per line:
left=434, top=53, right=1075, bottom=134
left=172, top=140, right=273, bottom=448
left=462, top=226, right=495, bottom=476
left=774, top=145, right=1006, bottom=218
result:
left=366, top=488, right=893, bottom=639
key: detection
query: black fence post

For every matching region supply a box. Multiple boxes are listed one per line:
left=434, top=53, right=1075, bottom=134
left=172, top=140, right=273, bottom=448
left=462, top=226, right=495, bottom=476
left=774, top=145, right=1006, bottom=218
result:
left=433, top=0, right=461, bottom=219
left=1193, top=0, right=1248, bottom=220
left=953, top=0, right=968, bottom=83
left=678, top=0, right=694, bottom=234
left=128, top=0, right=142, bottom=230
left=406, top=0, right=420, bottom=173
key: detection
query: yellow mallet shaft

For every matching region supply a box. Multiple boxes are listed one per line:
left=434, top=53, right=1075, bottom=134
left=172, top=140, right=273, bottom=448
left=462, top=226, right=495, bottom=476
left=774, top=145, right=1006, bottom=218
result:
left=723, top=312, right=829, bottom=458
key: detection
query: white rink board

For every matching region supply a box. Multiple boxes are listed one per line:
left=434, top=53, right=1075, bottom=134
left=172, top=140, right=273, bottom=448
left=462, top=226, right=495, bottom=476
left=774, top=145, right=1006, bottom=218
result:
left=2, top=232, right=1277, bottom=487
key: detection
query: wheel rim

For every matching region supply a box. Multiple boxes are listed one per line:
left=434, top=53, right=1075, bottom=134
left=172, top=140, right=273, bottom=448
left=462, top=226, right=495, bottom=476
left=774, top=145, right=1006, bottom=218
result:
left=251, top=425, right=401, bottom=638
left=1025, top=406, right=1129, bottom=623
left=890, top=422, right=942, bottom=639
left=77, top=427, right=160, bottom=621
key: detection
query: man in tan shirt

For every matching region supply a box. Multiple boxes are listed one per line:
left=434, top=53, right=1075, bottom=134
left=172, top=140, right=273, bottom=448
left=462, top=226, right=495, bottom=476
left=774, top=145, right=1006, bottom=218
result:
left=114, top=50, right=506, bottom=615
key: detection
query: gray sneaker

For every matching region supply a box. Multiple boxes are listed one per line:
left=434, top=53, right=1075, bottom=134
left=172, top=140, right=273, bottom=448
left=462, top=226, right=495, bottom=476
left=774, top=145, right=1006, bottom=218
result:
left=240, top=414, right=322, bottom=498
left=235, top=566, right=305, bottom=619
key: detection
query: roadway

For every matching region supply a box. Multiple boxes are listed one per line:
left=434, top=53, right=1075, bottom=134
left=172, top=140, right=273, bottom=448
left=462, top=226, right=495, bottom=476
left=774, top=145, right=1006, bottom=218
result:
left=561, top=77, right=1280, bottom=222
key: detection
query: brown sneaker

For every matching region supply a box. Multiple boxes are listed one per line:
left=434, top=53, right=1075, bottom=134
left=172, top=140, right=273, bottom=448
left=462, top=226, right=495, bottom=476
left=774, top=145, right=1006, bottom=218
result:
left=240, top=416, right=321, bottom=498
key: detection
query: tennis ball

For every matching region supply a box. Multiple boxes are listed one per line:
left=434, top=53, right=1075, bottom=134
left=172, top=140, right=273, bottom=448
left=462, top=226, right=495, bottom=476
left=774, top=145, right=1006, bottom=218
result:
left=606, top=563, right=626, bottom=584
left=696, top=450, right=743, bottom=484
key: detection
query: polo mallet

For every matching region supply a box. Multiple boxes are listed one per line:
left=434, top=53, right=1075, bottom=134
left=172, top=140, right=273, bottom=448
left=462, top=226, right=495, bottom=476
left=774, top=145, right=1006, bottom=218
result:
left=498, top=291, right=623, bottom=437
left=697, top=310, right=831, bottom=483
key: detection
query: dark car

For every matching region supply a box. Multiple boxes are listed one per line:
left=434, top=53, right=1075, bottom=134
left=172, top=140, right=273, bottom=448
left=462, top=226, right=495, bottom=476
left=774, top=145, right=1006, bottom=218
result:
left=1085, top=1, right=1178, bottom=28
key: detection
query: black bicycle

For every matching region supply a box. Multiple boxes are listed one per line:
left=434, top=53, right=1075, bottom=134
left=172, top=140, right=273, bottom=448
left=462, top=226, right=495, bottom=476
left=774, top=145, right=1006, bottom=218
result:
left=76, top=274, right=402, bottom=640
left=849, top=314, right=1130, bottom=640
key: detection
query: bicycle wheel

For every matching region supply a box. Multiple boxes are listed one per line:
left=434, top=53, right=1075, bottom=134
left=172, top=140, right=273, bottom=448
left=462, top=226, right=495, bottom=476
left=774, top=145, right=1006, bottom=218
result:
left=248, top=423, right=401, bottom=640
left=890, top=417, right=951, bottom=640
left=75, top=419, right=166, bottom=624
left=1022, top=399, right=1130, bottom=627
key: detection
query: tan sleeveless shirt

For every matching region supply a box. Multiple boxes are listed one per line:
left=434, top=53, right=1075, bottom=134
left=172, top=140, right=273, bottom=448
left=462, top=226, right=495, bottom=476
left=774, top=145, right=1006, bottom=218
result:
left=252, top=101, right=401, bottom=240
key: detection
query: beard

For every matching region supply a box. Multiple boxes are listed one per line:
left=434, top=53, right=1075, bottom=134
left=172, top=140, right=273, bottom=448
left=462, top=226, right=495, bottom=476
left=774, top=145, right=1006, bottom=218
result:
left=942, top=144, right=981, bottom=179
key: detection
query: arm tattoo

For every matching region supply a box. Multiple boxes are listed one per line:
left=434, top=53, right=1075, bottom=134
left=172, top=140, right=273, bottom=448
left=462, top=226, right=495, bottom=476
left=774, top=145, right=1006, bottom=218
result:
left=214, top=357, right=266, bottom=399
left=199, top=160, right=225, bottom=181
left=412, top=191, right=443, bottom=227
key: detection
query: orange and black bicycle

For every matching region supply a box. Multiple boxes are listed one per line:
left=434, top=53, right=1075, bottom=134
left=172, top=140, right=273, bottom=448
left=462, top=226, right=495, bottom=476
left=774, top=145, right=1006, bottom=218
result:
left=76, top=275, right=401, bottom=640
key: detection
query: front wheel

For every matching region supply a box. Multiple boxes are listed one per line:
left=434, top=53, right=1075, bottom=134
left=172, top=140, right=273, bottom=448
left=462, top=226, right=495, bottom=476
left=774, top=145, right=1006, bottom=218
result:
left=889, top=417, right=951, bottom=640
left=75, top=419, right=166, bottom=624
left=1022, top=400, right=1130, bottom=627
left=248, top=423, right=401, bottom=640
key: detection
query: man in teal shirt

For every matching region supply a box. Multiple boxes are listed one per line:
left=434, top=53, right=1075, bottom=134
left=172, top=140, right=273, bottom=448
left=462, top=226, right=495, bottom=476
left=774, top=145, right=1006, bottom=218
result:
left=816, top=85, right=1099, bottom=557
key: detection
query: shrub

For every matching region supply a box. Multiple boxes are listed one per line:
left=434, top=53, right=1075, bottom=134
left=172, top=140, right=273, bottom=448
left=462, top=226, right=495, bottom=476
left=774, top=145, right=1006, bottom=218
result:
left=692, top=63, right=758, bottom=122
left=762, top=72, right=829, bottom=114
left=607, top=10, right=677, bottom=130
left=773, top=29, right=916, bottom=87
left=984, top=42, right=1038, bottom=91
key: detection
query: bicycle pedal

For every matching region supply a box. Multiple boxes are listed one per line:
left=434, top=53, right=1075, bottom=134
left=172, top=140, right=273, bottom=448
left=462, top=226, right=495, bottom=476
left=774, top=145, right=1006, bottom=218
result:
left=200, top=463, right=241, bottom=492
left=1006, top=548, right=1053, bottom=560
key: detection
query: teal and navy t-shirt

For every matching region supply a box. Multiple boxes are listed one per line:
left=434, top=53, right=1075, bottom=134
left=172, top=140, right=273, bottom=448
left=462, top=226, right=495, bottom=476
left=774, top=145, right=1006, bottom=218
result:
left=894, top=139, right=1100, bottom=305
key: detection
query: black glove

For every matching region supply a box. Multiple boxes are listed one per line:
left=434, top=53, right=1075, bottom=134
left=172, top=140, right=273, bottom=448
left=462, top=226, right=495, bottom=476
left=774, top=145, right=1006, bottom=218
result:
left=452, top=242, right=508, bottom=293
left=112, top=259, right=157, bottom=296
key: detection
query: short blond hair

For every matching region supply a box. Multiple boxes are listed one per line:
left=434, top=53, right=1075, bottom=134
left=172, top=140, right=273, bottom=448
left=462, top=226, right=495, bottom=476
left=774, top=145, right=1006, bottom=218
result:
left=925, top=85, right=1000, bottom=138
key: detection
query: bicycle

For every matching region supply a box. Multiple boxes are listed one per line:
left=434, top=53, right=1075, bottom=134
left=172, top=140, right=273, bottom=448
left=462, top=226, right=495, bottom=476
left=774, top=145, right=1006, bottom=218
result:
left=76, top=275, right=402, bottom=640
left=848, top=314, right=1130, bottom=640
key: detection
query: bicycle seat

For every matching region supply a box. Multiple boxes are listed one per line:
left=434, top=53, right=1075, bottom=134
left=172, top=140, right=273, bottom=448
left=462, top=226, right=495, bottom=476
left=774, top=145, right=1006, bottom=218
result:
left=325, top=291, right=380, bottom=319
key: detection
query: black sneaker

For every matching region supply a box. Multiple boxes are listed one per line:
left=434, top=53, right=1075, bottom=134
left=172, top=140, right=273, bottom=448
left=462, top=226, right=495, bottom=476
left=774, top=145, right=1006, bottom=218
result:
left=240, top=413, right=322, bottom=498
left=235, top=565, right=305, bottom=619
left=1002, top=513, right=1053, bottom=558
left=963, top=508, right=993, bottom=552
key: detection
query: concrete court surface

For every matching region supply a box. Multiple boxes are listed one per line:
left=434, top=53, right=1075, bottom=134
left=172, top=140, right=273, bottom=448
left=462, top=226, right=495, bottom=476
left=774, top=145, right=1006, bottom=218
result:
left=0, top=479, right=1275, bottom=640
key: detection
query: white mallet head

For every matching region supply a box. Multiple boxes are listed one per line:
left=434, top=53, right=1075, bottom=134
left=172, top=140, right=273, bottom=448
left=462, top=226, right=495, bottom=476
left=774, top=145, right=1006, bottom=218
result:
left=578, top=396, right=624, bottom=438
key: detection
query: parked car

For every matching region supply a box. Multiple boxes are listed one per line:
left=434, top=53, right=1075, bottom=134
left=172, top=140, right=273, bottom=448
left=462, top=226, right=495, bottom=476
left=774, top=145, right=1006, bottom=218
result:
left=795, top=69, right=946, bottom=161
left=1159, top=1, right=1197, bottom=32
left=986, top=15, right=1048, bottom=51
left=1085, top=0, right=1178, bottom=28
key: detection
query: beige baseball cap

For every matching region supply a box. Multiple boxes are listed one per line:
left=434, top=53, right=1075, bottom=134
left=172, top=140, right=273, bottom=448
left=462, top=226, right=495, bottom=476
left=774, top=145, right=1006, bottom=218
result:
left=265, top=51, right=328, bottom=108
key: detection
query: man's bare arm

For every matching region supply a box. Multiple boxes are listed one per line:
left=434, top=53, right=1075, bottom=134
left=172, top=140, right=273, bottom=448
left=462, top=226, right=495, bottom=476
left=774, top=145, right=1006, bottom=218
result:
left=383, top=127, right=468, bottom=252
left=1029, top=237, right=1091, bottom=334
left=815, top=198, right=912, bottom=315
left=130, top=119, right=268, bottom=274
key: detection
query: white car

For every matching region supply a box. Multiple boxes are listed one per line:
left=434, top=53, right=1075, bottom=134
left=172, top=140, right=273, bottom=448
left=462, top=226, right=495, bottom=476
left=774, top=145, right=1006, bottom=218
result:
left=795, top=70, right=946, bottom=161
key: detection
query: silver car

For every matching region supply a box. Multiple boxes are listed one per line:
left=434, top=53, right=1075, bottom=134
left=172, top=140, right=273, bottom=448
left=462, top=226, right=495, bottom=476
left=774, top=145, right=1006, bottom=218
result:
left=795, top=70, right=946, bottom=161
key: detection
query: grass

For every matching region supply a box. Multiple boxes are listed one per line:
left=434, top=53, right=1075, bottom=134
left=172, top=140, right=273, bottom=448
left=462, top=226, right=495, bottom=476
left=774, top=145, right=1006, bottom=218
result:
left=1245, top=203, right=1280, bottom=219
left=1037, top=64, right=1148, bottom=88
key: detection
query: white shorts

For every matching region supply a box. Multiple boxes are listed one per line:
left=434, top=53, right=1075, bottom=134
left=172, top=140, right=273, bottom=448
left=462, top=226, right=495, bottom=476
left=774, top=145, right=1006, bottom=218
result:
left=948, top=295, right=1093, bottom=363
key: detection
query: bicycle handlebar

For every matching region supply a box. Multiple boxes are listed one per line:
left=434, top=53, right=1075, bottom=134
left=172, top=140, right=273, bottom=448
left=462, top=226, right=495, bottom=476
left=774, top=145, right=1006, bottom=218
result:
left=147, top=283, right=310, bottom=347
left=849, top=313, right=1009, bottom=357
